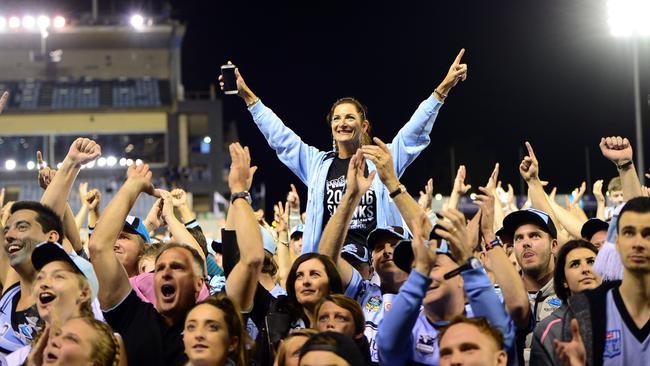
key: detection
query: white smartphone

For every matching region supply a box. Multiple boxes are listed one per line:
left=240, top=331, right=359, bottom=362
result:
left=221, top=64, right=238, bottom=95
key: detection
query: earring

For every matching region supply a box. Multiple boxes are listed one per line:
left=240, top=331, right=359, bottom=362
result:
left=332, top=139, right=337, bottom=151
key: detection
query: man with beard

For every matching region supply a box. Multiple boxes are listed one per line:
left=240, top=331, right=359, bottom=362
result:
left=0, top=136, right=100, bottom=354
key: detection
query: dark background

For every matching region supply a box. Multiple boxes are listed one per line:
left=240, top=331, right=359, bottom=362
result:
left=8, top=0, right=650, bottom=211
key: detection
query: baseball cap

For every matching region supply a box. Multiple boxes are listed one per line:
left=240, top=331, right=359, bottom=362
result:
left=500, top=208, right=557, bottom=240
left=210, top=240, right=222, bottom=255
left=124, top=215, right=151, bottom=243
left=341, top=243, right=370, bottom=267
left=366, top=226, right=406, bottom=252
left=31, top=242, right=100, bottom=299
left=300, top=332, right=364, bottom=366
left=260, top=225, right=277, bottom=255
left=393, top=238, right=454, bottom=274
left=290, top=224, right=304, bottom=240
left=581, top=218, right=609, bottom=241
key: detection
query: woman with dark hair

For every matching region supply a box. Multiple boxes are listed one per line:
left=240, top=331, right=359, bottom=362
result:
left=530, top=240, right=601, bottom=366
left=315, top=294, right=372, bottom=365
left=247, top=253, right=343, bottom=365
left=220, top=52, right=468, bottom=254
left=183, top=293, right=251, bottom=366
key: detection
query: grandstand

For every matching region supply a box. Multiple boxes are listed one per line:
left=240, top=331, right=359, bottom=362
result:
left=0, top=10, right=227, bottom=219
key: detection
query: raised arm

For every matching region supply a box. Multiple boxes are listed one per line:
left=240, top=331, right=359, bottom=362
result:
left=593, top=180, right=606, bottom=221
left=224, top=143, right=265, bottom=312
left=448, top=165, right=471, bottom=210
left=599, top=136, right=643, bottom=200
left=274, top=201, right=292, bottom=288
left=219, top=62, right=320, bottom=184
left=74, top=182, right=89, bottom=230
left=88, top=164, right=157, bottom=309
left=159, top=191, right=205, bottom=265
left=475, top=185, right=530, bottom=328
left=318, top=150, right=375, bottom=287
left=362, top=137, right=433, bottom=236
left=40, top=139, right=101, bottom=219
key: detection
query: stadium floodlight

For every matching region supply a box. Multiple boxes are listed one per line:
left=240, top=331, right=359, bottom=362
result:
left=8, top=16, right=20, bottom=29
left=52, top=15, right=65, bottom=29
left=5, top=159, right=16, bottom=170
left=119, top=157, right=127, bottom=167
left=435, top=193, right=443, bottom=201
left=607, top=0, right=649, bottom=183
left=86, top=160, right=96, bottom=169
left=0, top=17, right=7, bottom=30
left=130, top=14, right=145, bottom=29
left=608, top=0, right=650, bottom=36
left=56, top=162, right=63, bottom=169
left=106, top=156, right=117, bottom=167
left=135, top=159, right=143, bottom=166
left=126, top=159, right=134, bottom=166
left=97, top=157, right=107, bottom=167
left=26, top=161, right=35, bottom=170
left=22, top=15, right=36, bottom=30
left=203, top=136, right=212, bottom=144
left=37, top=15, right=50, bottom=29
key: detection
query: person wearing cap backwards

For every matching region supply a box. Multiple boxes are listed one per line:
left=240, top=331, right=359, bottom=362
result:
left=581, top=218, right=608, bottom=249
left=376, top=208, right=514, bottom=365
left=0, top=137, right=101, bottom=355
left=299, top=331, right=366, bottom=366
left=341, top=242, right=373, bottom=280
left=6, top=242, right=108, bottom=364
left=319, top=146, right=431, bottom=364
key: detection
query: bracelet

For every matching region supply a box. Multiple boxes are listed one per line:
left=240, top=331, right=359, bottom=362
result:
left=389, top=184, right=406, bottom=199
left=485, top=238, right=503, bottom=251
left=246, top=98, right=260, bottom=108
left=434, top=89, right=448, bottom=100
left=278, top=240, right=289, bottom=247
left=616, top=160, right=633, bottom=170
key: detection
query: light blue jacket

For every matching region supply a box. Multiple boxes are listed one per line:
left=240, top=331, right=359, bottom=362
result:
left=247, top=95, right=442, bottom=253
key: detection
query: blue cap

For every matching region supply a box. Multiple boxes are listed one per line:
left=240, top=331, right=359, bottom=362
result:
left=124, top=215, right=151, bottom=243
left=500, top=208, right=557, bottom=240
left=290, top=223, right=304, bottom=240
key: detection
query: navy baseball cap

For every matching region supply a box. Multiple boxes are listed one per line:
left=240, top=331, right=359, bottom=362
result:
left=581, top=218, right=608, bottom=240
left=500, top=208, right=557, bottom=240
left=366, top=226, right=406, bottom=251
left=341, top=242, right=370, bottom=266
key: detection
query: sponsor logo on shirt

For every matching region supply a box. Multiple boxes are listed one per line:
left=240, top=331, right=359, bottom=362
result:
left=416, top=334, right=435, bottom=354
left=366, top=296, right=381, bottom=313
left=604, top=330, right=622, bottom=358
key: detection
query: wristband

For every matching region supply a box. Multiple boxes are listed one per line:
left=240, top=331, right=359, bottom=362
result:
left=616, top=160, right=633, bottom=170
left=485, top=238, right=503, bottom=251
left=434, top=89, right=448, bottom=100
left=389, top=184, right=406, bottom=199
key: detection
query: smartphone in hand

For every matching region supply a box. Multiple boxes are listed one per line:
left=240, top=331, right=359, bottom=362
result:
left=221, top=64, right=238, bottom=95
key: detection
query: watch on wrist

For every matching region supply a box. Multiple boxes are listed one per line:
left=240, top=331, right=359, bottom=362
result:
left=389, top=184, right=406, bottom=199
left=230, top=191, right=252, bottom=205
left=443, top=257, right=482, bottom=280
left=485, top=237, right=503, bottom=251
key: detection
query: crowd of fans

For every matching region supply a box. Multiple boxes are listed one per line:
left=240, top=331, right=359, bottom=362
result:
left=0, top=51, right=649, bottom=366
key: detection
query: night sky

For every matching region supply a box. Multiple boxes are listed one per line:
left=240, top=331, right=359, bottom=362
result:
left=14, top=1, right=650, bottom=210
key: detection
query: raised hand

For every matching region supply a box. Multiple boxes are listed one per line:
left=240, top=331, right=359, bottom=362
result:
left=418, top=178, right=434, bottom=211
left=437, top=49, right=468, bottom=95
left=126, top=163, right=156, bottom=196
left=412, top=212, right=438, bottom=276
left=486, top=163, right=500, bottom=194
left=287, top=183, right=300, bottom=211
left=218, top=61, right=257, bottom=105
left=66, top=137, right=101, bottom=167
left=170, top=188, right=187, bottom=208
left=519, top=141, right=539, bottom=182
left=228, top=142, right=257, bottom=193
left=160, top=191, right=177, bottom=226
left=36, top=151, right=56, bottom=190
left=554, top=319, right=586, bottom=366
left=360, top=137, right=396, bottom=187
left=453, top=165, right=472, bottom=195
left=599, top=136, right=633, bottom=166
left=274, top=201, right=289, bottom=233
left=346, top=150, right=376, bottom=197
left=474, top=186, right=496, bottom=237
left=85, top=189, right=101, bottom=210
left=78, top=182, right=89, bottom=207
left=572, top=182, right=586, bottom=204
left=434, top=208, right=472, bottom=262
left=144, top=198, right=164, bottom=231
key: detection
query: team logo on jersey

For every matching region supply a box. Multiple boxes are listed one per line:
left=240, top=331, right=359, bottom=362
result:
left=416, top=334, right=435, bottom=354
left=604, top=330, right=622, bottom=358
left=366, top=296, right=381, bottom=312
